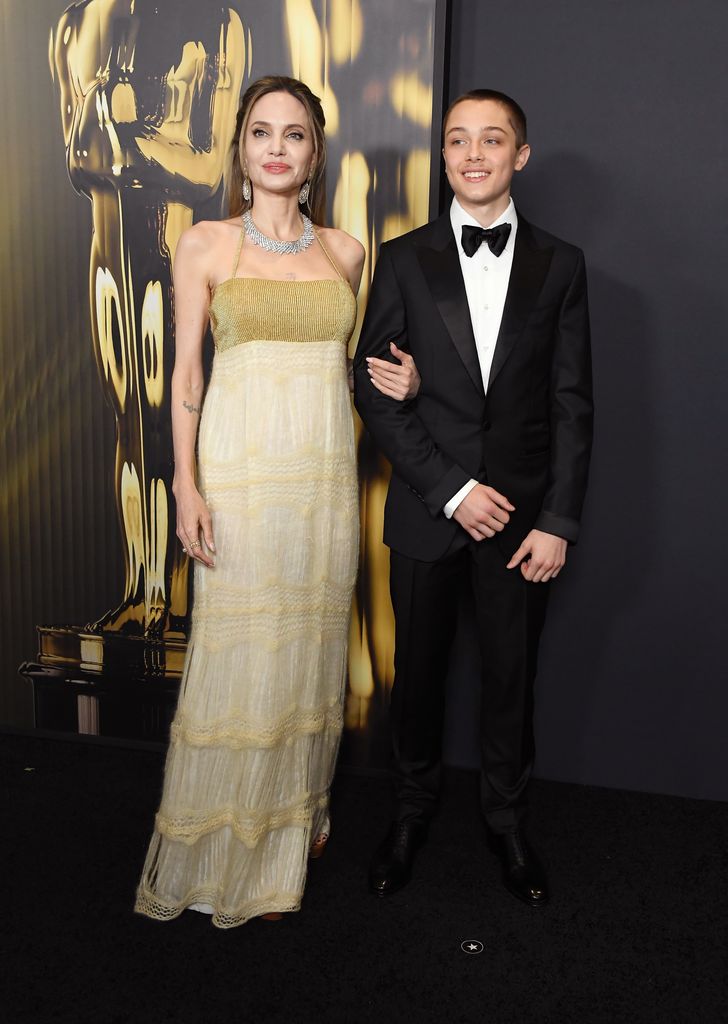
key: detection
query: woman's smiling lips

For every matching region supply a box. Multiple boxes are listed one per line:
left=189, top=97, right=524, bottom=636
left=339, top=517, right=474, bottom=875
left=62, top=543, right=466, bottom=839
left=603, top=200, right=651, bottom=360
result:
left=263, top=162, right=291, bottom=173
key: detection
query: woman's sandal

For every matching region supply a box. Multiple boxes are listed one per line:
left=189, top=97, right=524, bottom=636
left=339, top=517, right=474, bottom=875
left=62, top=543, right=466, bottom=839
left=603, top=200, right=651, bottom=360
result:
left=309, top=832, right=329, bottom=859
left=260, top=912, right=283, bottom=921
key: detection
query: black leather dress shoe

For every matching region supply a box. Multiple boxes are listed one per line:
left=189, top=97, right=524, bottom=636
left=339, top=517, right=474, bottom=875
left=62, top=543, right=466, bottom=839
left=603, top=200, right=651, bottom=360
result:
left=369, top=821, right=426, bottom=897
left=488, top=830, right=549, bottom=907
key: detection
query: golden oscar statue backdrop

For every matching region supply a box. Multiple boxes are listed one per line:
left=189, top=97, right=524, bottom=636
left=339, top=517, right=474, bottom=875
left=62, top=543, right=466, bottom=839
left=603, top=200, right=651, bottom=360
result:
left=0, top=0, right=447, bottom=765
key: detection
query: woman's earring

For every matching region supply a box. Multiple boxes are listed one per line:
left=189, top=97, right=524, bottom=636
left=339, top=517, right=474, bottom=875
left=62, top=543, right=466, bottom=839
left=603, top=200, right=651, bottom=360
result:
left=242, top=167, right=251, bottom=203
left=298, top=178, right=311, bottom=205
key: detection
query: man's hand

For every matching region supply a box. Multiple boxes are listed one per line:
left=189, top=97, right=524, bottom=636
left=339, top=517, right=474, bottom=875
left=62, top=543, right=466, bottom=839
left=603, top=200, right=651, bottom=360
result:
left=507, top=530, right=567, bottom=582
left=452, top=484, right=515, bottom=541
left=366, top=342, right=421, bottom=400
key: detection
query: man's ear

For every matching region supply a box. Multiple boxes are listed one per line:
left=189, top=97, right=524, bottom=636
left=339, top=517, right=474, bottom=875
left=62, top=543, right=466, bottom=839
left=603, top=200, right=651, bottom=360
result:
left=514, top=144, right=531, bottom=172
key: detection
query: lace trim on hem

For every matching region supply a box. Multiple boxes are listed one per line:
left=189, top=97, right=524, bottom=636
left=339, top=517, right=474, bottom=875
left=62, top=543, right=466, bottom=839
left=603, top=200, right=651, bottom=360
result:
left=155, top=792, right=329, bottom=847
left=171, top=702, right=344, bottom=749
left=200, top=445, right=353, bottom=470
left=134, top=887, right=302, bottom=929
left=192, top=596, right=354, bottom=616
left=186, top=620, right=352, bottom=653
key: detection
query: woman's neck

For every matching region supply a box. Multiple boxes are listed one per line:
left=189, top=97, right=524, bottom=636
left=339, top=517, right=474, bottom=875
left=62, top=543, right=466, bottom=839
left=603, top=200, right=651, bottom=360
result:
left=247, top=192, right=305, bottom=239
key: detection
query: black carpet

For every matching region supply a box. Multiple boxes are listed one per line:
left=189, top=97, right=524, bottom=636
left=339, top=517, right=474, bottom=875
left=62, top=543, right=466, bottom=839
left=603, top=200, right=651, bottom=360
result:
left=2, top=732, right=726, bottom=1024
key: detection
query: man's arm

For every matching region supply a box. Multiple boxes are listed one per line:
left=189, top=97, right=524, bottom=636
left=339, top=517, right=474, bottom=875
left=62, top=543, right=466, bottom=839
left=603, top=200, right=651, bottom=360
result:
left=353, top=243, right=471, bottom=517
left=508, top=249, right=593, bottom=580
left=535, top=249, right=594, bottom=542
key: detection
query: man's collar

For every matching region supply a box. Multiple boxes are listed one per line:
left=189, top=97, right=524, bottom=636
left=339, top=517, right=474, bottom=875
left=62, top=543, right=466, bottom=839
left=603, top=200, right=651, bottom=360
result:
left=450, top=195, right=517, bottom=233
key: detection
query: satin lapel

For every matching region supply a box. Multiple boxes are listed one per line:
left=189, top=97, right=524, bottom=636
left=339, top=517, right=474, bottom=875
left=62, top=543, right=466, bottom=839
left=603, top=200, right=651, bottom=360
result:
left=415, top=217, right=484, bottom=398
left=487, top=219, right=554, bottom=390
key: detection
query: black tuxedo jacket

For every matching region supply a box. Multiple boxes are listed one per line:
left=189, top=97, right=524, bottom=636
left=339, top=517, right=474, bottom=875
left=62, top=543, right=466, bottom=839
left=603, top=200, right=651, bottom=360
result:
left=353, top=210, right=593, bottom=563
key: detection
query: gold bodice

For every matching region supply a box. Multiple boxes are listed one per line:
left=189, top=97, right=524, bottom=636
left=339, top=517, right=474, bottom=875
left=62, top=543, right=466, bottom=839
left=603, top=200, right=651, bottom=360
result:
left=208, top=277, right=357, bottom=352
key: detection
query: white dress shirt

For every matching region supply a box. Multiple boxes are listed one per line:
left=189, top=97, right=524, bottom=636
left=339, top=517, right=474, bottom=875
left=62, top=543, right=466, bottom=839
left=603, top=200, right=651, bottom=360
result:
left=442, top=196, right=518, bottom=518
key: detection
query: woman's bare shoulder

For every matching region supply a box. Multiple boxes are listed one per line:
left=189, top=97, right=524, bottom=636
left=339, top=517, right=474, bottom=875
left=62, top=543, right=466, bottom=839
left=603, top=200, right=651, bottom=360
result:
left=317, top=227, right=365, bottom=281
left=174, top=219, right=241, bottom=276
left=178, top=218, right=239, bottom=252
left=318, top=226, right=365, bottom=261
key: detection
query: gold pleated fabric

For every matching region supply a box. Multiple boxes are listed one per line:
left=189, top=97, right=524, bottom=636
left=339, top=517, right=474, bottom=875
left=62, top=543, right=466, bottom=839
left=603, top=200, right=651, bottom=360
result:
left=135, top=275, right=359, bottom=928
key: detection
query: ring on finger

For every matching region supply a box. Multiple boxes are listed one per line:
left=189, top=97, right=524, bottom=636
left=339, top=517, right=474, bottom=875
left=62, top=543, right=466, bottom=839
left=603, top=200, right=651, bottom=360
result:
left=189, top=540, right=201, bottom=549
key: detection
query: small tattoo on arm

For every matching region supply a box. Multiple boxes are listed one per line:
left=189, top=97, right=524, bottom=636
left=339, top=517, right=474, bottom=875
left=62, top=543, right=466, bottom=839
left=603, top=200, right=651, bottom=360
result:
left=183, top=400, right=201, bottom=415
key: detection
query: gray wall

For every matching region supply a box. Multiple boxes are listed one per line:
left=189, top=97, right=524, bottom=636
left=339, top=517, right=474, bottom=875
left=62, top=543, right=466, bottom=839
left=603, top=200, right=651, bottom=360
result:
left=443, top=0, right=727, bottom=800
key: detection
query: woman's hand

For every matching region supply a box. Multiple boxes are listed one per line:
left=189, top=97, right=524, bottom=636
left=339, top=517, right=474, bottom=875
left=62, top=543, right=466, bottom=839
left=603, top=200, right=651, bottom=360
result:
left=174, top=480, right=216, bottom=567
left=366, top=342, right=421, bottom=401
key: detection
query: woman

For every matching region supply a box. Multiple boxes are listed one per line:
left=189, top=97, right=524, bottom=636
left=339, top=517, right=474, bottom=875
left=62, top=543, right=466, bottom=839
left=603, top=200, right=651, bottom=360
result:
left=135, top=76, right=419, bottom=928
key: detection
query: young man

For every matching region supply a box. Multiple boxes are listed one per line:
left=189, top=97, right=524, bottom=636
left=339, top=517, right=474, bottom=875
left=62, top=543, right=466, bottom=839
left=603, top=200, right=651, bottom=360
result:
left=354, top=90, right=593, bottom=906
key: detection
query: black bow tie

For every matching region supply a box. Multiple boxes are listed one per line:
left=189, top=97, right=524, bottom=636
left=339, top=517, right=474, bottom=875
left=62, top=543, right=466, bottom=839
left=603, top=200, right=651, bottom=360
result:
left=461, top=221, right=512, bottom=258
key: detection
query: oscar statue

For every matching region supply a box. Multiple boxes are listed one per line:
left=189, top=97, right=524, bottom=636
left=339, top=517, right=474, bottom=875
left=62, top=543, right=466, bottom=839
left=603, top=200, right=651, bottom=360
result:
left=25, top=0, right=246, bottom=737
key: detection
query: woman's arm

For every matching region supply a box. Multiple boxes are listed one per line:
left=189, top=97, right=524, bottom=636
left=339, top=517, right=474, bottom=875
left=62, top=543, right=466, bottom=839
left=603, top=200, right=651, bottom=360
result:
left=171, top=224, right=216, bottom=567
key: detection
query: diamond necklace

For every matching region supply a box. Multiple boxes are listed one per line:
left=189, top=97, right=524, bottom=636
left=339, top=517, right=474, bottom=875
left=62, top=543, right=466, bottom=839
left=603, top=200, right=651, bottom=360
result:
left=242, top=209, right=315, bottom=255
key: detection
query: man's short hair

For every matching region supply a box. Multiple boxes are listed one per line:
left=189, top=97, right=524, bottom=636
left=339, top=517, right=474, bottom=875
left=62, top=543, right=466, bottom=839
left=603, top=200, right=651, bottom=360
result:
left=443, top=89, right=528, bottom=149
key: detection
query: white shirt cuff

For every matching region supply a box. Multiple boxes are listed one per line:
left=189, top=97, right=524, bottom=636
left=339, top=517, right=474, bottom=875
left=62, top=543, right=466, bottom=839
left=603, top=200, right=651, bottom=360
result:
left=443, top=479, right=478, bottom=518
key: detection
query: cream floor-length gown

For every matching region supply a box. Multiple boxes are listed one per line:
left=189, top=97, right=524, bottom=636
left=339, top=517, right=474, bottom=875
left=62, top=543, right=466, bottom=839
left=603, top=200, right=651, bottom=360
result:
left=135, top=232, right=358, bottom=928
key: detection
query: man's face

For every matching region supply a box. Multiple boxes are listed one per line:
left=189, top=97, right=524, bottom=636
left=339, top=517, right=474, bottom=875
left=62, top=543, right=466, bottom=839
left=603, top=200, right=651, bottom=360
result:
left=442, top=99, right=530, bottom=215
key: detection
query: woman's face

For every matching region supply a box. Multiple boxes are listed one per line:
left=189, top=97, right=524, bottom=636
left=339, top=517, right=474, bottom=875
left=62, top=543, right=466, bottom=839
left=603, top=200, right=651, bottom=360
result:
left=241, top=90, right=315, bottom=200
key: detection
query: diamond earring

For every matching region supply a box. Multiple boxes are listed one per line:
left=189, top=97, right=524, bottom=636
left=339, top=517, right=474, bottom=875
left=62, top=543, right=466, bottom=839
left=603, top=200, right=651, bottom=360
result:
left=298, top=179, right=310, bottom=205
left=242, top=169, right=251, bottom=203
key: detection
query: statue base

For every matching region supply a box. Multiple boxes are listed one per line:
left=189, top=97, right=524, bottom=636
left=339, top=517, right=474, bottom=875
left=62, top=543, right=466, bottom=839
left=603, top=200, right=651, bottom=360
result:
left=19, top=625, right=187, bottom=744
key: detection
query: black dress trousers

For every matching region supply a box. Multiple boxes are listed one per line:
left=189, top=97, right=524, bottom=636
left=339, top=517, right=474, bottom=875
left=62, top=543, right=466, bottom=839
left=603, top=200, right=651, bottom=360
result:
left=389, top=536, right=550, bottom=834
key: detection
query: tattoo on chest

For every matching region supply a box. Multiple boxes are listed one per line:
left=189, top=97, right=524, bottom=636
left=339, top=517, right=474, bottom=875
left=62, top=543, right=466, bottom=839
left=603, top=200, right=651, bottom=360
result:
left=284, top=272, right=296, bottom=280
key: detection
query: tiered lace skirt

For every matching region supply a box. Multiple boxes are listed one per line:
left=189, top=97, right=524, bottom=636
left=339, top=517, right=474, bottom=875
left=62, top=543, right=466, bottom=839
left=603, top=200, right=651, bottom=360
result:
left=135, top=337, right=358, bottom=927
